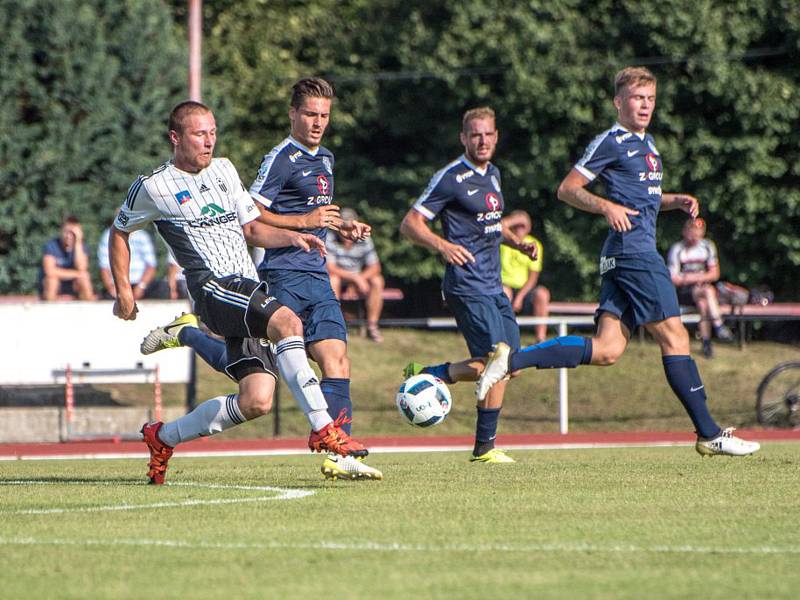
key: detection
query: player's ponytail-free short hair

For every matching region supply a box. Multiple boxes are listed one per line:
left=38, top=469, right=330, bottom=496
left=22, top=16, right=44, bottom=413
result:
left=290, top=78, right=336, bottom=108
left=614, top=67, right=657, bottom=96
left=168, top=101, right=211, bottom=134
left=462, top=106, right=496, bottom=131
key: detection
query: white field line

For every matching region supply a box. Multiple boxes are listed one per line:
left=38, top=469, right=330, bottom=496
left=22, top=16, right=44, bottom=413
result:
left=0, top=441, right=694, bottom=461
left=0, top=481, right=313, bottom=515
left=0, top=536, right=799, bottom=556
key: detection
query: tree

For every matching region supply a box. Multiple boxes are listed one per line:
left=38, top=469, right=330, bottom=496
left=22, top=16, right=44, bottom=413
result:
left=0, top=0, right=186, bottom=293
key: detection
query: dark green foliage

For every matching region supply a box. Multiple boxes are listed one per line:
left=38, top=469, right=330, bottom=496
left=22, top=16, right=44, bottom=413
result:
left=0, top=0, right=185, bottom=292
left=4, top=0, right=800, bottom=299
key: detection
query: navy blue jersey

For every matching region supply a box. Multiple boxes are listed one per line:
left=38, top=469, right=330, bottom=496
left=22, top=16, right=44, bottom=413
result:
left=413, top=155, right=504, bottom=296
left=249, top=136, right=334, bottom=273
left=576, top=123, right=664, bottom=257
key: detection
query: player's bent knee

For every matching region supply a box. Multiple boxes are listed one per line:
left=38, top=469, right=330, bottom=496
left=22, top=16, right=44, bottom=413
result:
left=238, top=390, right=273, bottom=418
left=267, top=306, right=304, bottom=339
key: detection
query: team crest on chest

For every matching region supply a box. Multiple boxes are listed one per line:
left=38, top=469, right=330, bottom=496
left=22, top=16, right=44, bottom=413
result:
left=322, top=156, right=333, bottom=174
left=485, top=192, right=501, bottom=212
left=317, top=175, right=330, bottom=195
left=645, top=153, right=659, bottom=171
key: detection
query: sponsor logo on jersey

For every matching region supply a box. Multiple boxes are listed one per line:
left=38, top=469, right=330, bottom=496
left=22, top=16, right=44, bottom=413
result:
left=627, top=150, right=639, bottom=158
left=491, top=175, right=501, bottom=192
left=186, top=203, right=237, bottom=228
left=322, top=156, right=333, bottom=174
left=455, top=170, right=474, bottom=183
left=175, top=190, right=192, bottom=205
left=645, top=153, right=659, bottom=171
left=116, top=211, right=130, bottom=226
left=216, top=178, right=228, bottom=193
left=302, top=169, right=313, bottom=177
left=467, top=189, right=478, bottom=196
left=484, top=193, right=501, bottom=212
left=201, top=203, right=226, bottom=217
left=289, top=150, right=302, bottom=163
left=199, top=183, right=210, bottom=193
left=615, top=132, right=633, bottom=144
left=317, top=175, right=330, bottom=195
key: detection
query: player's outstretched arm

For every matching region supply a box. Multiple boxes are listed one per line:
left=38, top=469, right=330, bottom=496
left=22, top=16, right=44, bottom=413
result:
left=255, top=202, right=343, bottom=231
left=242, top=221, right=326, bottom=256
left=109, top=226, right=138, bottom=320
left=661, top=193, right=699, bottom=217
left=557, top=168, right=639, bottom=232
left=400, top=209, right=475, bottom=266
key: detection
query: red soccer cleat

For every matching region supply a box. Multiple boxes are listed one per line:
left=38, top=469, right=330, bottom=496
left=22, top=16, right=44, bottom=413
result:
left=140, top=421, right=174, bottom=485
left=308, top=422, right=369, bottom=458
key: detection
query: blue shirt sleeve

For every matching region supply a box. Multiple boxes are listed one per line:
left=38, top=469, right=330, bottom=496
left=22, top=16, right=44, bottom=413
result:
left=249, top=149, right=292, bottom=209
left=575, top=134, right=617, bottom=181
left=413, top=169, right=454, bottom=220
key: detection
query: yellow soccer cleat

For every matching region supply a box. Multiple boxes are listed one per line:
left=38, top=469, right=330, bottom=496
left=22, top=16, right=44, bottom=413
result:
left=321, top=454, right=383, bottom=480
left=140, top=312, right=198, bottom=355
left=470, top=448, right=516, bottom=463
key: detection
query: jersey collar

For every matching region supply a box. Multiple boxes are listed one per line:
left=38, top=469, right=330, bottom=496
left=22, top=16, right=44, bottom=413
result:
left=613, top=122, right=646, bottom=141
left=460, top=154, right=490, bottom=176
left=288, top=135, right=320, bottom=157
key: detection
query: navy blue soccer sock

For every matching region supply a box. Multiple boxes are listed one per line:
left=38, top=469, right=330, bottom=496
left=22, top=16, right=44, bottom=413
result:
left=509, top=336, right=593, bottom=371
left=321, top=378, right=352, bottom=435
left=662, top=355, right=721, bottom=439
left=179, top=327, right=228, bottom=374
left=421, top=363, right=453, bottom=384
left=473, top=407, right=501, bottom=456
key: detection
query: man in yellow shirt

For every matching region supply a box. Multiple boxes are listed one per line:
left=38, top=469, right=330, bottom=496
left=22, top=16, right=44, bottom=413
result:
left=501, top=210, right=550, bottom=342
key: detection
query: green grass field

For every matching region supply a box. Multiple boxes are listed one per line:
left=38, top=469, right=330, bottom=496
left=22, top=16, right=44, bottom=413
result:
left=1, top=445, right=799, bottom=599
left=100, top=330, right=800, bottom=439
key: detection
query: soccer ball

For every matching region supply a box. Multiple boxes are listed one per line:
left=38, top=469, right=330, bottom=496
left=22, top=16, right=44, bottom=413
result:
left=395, top=373, right=452, bottom=427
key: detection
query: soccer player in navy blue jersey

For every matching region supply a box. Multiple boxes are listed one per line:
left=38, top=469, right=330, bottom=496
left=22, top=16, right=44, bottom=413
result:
left=400, top=107, right=537, bottom=463
left=141, top=79, right=382, bottom=480
left=477, top=66, right=759, bottom=456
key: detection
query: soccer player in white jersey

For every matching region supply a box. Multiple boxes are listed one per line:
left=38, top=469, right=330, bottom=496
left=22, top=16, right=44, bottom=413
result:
left=110, top=101, right=369, bottom=484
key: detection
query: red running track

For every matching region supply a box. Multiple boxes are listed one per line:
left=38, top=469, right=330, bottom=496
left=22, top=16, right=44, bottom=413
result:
left=1, top=429, right=799, bottom=460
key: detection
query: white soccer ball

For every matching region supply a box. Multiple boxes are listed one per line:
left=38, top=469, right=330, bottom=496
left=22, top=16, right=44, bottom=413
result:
left=395, top=373, right=452, bottom=427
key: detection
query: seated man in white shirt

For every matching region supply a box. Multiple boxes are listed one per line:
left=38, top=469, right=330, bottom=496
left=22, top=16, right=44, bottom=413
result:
left=325, top=208, right=385, bottom=342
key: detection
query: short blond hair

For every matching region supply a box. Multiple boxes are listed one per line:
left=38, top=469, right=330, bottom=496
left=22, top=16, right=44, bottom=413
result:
left=614, top=67, right=657, bottom=96
left=462, top=106, right=496, bottom=131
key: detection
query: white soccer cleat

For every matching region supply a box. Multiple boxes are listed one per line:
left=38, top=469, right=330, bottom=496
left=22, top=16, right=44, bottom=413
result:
left=476, top=342, right=511, bottom=401
left=140, top=313, right=198, bottom=355
left=321, top=454, right=383, bottom=480
left=695, top=427, right=760, bottom=457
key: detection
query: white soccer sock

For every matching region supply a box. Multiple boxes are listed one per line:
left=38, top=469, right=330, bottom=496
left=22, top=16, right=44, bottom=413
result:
left=158, top=394, right=245, bottom=447
left=275, top=336, right=332, bottom=432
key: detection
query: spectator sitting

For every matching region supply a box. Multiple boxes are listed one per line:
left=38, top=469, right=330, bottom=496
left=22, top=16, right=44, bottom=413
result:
left=500, top=210, right=550, bottom=342
left=39, top=216, right=95, bottom=301
left=98, top=224, right=158, bottom=300
left=667, top=217, right=733, bottom=358
left=326, top=208, right=385, bottom=342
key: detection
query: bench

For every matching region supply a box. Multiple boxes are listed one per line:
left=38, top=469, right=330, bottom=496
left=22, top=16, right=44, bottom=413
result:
left=339, top=287, right=405, bottom=334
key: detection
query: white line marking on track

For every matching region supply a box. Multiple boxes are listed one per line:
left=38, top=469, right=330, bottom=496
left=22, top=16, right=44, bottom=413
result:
left=0, top=480, right=313, bottom=515
left=0, top=536, right=798, bottom=555
left=0, top=442, right=695, bottom=461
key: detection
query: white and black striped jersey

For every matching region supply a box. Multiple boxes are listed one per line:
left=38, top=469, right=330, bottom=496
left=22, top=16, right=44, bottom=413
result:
left=114, top=158, right=260, bottom=297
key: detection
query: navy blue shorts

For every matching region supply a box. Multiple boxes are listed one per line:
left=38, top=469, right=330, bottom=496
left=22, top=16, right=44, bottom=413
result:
left=261, top=269, right=347, bottom=344
left=596, top=252, right=681, bottom=332
left=444, top=292, right=520, bottom=358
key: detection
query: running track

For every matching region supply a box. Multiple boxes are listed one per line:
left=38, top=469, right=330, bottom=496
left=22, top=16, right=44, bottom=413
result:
left=2, top=430, right=799, bottom=460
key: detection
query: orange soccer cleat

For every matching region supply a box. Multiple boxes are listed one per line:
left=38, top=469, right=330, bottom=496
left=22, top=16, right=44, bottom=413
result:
left=308, top=422, right=368, bottom=458
left=140, top=421, right=174, bottom=485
